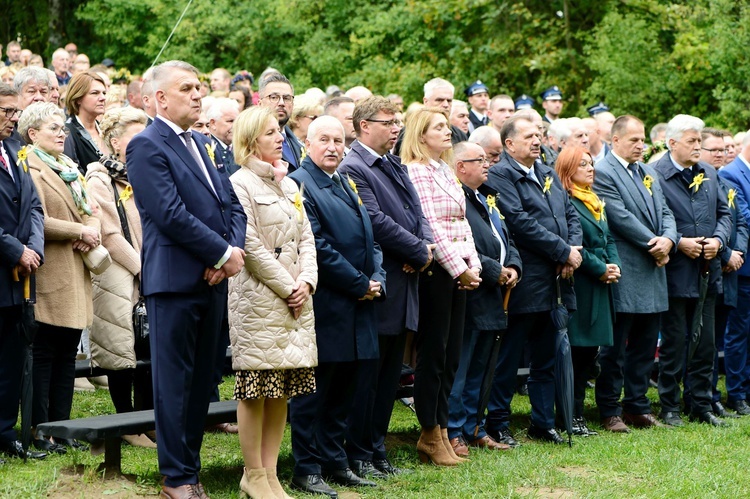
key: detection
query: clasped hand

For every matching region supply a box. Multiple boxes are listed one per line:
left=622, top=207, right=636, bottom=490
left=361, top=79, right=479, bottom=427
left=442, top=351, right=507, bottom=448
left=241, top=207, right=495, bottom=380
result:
left=16, top=245, right=41, bottom=276
left=204, top=246, right=246, bottom=285
left=599, top=263, right=621, bottom=284
left=359, top=280, right=382, bottom=300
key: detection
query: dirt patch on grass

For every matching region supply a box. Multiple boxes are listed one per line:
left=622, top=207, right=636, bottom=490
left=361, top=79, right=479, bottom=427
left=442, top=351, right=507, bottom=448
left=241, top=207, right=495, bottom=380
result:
left=516, top=486, right=576, bottom=498
left=559, top=466, right=594, bottom=479
left=47, top=466, right=155, bottom=498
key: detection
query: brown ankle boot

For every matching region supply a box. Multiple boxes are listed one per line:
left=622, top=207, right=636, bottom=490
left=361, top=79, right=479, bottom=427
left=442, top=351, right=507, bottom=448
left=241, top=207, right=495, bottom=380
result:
left=265, top=467, right=293, bottom=499
left=440, top=427, right=468, bottom=462
left=416, top=426, right=458, bottom=466
left=239, top=468, right=276, bottom=499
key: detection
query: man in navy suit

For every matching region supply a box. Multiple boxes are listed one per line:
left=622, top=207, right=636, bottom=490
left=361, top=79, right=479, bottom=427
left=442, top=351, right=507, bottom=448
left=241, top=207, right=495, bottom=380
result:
left=258, top=72, right=303, bottom=171
left=338, top=96, right=433, bottom=478
left=126, top=61, right=246, bottom=498
left=0, top=83, right=46, bottom=462
left=207, top=97, right=240, bottom=176
left=289, top=116, right=386, bottom=498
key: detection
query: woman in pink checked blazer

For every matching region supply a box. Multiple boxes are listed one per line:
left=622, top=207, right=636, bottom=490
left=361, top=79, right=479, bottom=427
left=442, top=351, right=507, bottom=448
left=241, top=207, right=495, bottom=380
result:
left=402, top=107, right=481, bottom=466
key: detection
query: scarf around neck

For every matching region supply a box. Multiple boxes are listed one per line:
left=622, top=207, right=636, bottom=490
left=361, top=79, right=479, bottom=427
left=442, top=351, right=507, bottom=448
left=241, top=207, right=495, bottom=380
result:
left=571, top=184, right=604, bottom=221
left=99, top=154, right=128, bottom=181
left=34, top=146, right=93, bottom=216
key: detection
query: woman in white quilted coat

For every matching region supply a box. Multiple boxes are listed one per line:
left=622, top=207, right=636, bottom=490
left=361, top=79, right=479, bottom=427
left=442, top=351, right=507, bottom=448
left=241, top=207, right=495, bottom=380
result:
left=228, top=106, right=318, bottom=499
left=84, top=107, right=155, bottom=449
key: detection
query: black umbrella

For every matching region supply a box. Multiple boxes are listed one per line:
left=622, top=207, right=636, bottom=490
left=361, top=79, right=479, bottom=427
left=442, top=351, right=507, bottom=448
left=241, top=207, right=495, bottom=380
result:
left=13, top=269, right=38, bottom=461
left=688, top=256, right=711, bottom=363
left=552, top=275, right=574, bottom=447
left=473, top=288, right=512, bottom=438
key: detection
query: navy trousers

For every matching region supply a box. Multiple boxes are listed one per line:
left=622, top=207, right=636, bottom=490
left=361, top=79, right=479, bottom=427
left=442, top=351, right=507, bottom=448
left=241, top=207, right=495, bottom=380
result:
left=147, top=289, right=225, bottom=487
left=725, top=278, right=750, bottom=402
left=0, top=306, right=24, bottom=444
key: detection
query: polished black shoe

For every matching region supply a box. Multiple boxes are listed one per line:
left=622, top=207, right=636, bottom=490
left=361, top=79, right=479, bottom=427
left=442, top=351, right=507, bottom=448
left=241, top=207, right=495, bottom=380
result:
left=690, top=411, right=726, bottom=426
left=322, top=467, right=377, bottom=488
left=350, top=459, right=388, bottom=479
left=290, top=474, right=338, bottom=498
left=0, top=439, right=47, bottom=460
left=712, top=401, right=739, bottom=418
left=57, top=438, right=89, bottom=451
left=726, top=399, right=750, bottom=416
left=659, top=411, right=684, bottom=427
left=572, top=416, right=598, bottom=436
left=527, top=424, right=564, bottom=444
left=372, top=458, right=410, bottom=476
left=33, top=437, right=66, bottom=454
left=487, top=427, right=520, bottom=447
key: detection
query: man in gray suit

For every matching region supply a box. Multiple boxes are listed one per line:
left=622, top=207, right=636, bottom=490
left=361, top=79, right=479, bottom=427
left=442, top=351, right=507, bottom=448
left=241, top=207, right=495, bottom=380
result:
left=593, top=115, right=677, bottom=432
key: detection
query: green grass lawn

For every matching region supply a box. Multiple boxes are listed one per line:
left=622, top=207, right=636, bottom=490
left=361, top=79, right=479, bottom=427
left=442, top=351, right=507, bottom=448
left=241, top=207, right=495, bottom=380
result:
left=1, top=376, right=748, bottom=498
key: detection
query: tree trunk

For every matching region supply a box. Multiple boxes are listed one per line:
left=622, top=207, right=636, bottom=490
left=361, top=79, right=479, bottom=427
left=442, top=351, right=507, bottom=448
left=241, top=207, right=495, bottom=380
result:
left=48, top=0, right=63, bottom=48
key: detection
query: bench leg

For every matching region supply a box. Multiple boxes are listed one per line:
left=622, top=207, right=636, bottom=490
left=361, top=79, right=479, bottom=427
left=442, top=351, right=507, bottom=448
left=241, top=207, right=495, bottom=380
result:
left=97, top=438, right=122, bottom=476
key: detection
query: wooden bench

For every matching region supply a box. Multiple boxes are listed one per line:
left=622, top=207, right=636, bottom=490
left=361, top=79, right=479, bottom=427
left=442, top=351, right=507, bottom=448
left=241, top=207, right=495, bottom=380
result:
left=36, top=400, right=238, bottom=474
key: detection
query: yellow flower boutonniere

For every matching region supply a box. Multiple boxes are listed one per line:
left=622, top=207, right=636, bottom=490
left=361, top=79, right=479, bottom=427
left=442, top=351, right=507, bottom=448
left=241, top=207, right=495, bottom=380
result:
left=455, top=175, right=461, bottom=186
left=293, top=185, right=305, bottom=221
left=643, top=175, right=654, bottom=196
left=118, top=185, right=133, bottom=205
left=728, top=188, right=737, bottom=209
left=300, top=146, right=307, bottom=161
left=205, top=143, right=216, bottom=167
left=347, top=175, right=363, bottom=205
left=17, top=146, right=28, bottom=173
left=689, top=172, right=707, bottom=193
left=485, top=194, right=505, bottom=220
left=543, top=175, right=553, bottom=195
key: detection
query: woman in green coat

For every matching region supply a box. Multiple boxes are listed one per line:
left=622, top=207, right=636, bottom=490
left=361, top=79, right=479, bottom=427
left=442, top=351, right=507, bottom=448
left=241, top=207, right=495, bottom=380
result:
left=556, top=146, right=622, bottom=437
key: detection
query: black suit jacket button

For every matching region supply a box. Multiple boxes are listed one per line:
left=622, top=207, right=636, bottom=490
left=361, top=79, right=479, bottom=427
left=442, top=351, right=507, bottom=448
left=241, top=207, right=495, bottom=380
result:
left=404, top=204, right=410, bottom=209
left=223, top=233, right=228, bottom=238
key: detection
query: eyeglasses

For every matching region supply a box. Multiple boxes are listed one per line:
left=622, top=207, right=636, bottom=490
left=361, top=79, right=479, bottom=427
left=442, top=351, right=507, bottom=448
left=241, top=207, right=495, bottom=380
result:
left=0, top=106, right=22, bottom=119
left=303, top=115, right=318, bottom=121
left=366, top=118, right=402, bottom=127
left=701, top=147, right=726, bottom=155
left=39, top=124, right=69, bottom=136
left=462, top=157, right=489, bottom=165
left=262, top=93, right=294, bottom=104
left=579, top=160, right=595, bottom=168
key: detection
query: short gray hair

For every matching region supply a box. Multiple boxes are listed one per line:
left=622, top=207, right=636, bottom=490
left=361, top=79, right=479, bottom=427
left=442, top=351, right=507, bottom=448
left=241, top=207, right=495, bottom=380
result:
left=13, top=66, right=50, bottom=94
left=665, top=114, right=705, bottom=149
left=205, top=97, right=240, bottom=121
left=469, top=125, right=501, bottom=148
left=307, top=115, right=344, bottom=141
left=548, top=118, right=572, bottom=143
left=650, top=123, right=667, bottom=143
left=17, top=102, right=65, bottom=143
left=423, top=78, right=454, bottom=99
left=258, top=72, right=294, bottom=96
left=52, top=48, right=69, bottom=61
left=151, top=60, right=199, bottom=93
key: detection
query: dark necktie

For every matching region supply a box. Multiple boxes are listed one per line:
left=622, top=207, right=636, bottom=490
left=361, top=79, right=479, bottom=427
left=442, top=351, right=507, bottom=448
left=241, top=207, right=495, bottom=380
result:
left=331, top=172, right=345, bottom=192
left=182, top=131, right=205, bottom=168
left=0, top=145, right=12, bottom=183
left=681, top=166, right=694, bottom=187
left=281, top=132, right=297, bottom=168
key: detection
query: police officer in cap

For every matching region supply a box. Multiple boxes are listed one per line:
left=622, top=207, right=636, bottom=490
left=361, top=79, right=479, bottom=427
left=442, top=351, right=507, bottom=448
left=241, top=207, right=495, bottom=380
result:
left=465, top=81, right=490, bottom=134
left=540, top=86, right=563, bottom=123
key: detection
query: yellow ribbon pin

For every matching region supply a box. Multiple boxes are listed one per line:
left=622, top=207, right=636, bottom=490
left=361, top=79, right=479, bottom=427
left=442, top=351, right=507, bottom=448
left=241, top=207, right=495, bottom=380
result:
left=118, top=185, right=133, bottom=205
left=485, top=194, right=505, bottom=220
left=543, top=175, right=553, bottom=194
left=643, top=174, right=654, bottom=196
left=300, top=146, right=307, bottom=161
left=205, top=143, right=216, bottom=167
left=688, top=172, right=706, bottom=193
left=347, top=175, right=363, bottom=205
left=728, top=188, right=736, bottom=209
left=17, top=146, right=28, bottom=172
left=293, top=186, right=305, bottom=221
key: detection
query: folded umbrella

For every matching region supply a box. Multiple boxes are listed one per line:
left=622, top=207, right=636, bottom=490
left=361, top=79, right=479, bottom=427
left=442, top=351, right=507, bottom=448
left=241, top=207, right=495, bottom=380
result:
left=13, top=269, right=38, bottom=461
left=552, top=275, right=574, bottom=447
left=688, top=257, right=710, bottom=364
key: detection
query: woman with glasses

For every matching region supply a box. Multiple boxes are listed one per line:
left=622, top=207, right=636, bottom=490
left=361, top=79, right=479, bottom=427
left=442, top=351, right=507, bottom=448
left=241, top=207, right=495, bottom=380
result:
left=18, top=102, right=102, bottom=454
left=288, top=94, right=322, bottom=144
left=402, top=107, right=481, bottom=466
left=64, top=71, right=107, bottom=175
left=555, top=146, right=621, bottom=437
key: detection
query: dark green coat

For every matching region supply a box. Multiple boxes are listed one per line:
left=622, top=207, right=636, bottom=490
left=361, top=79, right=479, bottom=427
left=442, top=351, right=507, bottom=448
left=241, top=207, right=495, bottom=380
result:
left=569, top=197, right=621, bottom=347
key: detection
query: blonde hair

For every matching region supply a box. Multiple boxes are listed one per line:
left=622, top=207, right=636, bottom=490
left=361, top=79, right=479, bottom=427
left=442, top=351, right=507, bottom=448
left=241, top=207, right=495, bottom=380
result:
left=232, top=106, right=276, bottom=166
left=289, top=94, right=323, bottom=132
left=400, top=107, right=453, bottom=165
left=99, top=106, right=148, bottom=154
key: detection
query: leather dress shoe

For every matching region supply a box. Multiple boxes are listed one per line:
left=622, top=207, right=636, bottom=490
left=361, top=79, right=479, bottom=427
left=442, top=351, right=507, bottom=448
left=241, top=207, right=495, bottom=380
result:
left=726, top=399, right=750, bottom=416
left=449, top=435, right=470, bottom=457
left=527, top=424, right=564, bottom=444
left=373, top=458, right=409, bottom=476
left=659, top=411, right=684, bottom=427
left=58, top=438, right=89, bottom=451
left=33, top=438, right=66, bottom=454
left=469, top=435, right=511, bottom=450
left=572, top=416, right=598, bottom=436
left=601, top=415, right=630, bottom=433
left=323, top=467, right=377, bottom=488
left=350, top=459, right=387, bottom=479
left=622, top=412, right=665, bottom=428
left=290, top=474, right=338, bottom=498
left=486, top=427, right=520, bottom=447
left=690, top=411, right=726, bottom=426
left=159, top=484, right=203, bottom=498
left=206, top=422, right=239, bottom=434
left=0, top=439, right=46, bottom=460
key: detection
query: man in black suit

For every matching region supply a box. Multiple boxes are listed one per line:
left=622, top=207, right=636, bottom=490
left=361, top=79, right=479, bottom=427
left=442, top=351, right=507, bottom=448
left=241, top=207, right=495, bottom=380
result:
left=484, top=114, right=582, bottom=444
left=289, top=116, right=386, bottom=498
left=464, top=80, right=490, bottom=134
left=207, top=97, right=240, bottom=175
left=448, top=141, right=521, bottom=452
left=258, top=72, right=303, bottom=171
left=653, top=114, right=732, bottom=427
left=0, top=83, right=47, bottom=461
left=338, top=96, right=434, bottom=478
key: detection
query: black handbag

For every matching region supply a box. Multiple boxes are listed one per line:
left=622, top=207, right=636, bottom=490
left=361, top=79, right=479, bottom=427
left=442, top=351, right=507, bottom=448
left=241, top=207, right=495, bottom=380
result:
left=111, top=178, right=150, bottom=357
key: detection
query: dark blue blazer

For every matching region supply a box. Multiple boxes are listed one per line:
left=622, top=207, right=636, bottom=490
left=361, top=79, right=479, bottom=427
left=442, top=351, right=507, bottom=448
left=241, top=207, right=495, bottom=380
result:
left=462, top=184, right=522, bottom=331
left=0, top=138, right=44, bottom=306
left=653, top=154, right=732, bottom=297
left=717, top=177, right=749, bottom=307
left=126, top=117, right=246, bottom=296
left=338, top=141, right=432, bottom=335
left=718, top=156, right=750, bottom=277
left=485, top=151, right=582, bottom=313
left=289, top=155, right=386, bottom=362
left=211, top=135, right=239, bottom=176
left=282, top=125, right=303, bottom=172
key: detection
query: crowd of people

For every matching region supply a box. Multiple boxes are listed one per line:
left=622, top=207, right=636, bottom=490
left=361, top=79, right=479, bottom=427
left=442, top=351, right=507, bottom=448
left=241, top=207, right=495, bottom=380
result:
left=2, top=39, right=750, bottom=499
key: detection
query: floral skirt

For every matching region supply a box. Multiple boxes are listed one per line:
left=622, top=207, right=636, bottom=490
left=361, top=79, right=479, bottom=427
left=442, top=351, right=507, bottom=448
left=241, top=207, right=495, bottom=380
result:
left=234, top=367, right=316, bottom=400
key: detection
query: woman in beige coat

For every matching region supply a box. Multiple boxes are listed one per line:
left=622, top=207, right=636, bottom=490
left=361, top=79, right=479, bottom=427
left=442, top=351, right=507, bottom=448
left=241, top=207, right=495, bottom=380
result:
left=18, top=102, right=101, bottom=454
left=84, top=107, right=155, bottom=449
left=228, top=106, right=318, bottom=498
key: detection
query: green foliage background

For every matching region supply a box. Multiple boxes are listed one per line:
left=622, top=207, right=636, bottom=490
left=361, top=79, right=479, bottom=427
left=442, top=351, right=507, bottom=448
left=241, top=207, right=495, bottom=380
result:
left=4, top=0, right=750, bottom=130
